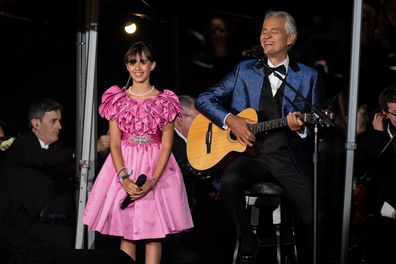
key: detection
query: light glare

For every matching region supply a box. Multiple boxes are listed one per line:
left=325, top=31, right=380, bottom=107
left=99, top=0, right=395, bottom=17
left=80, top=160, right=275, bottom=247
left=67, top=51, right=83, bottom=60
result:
left=125, top=22, right=137, bottom=34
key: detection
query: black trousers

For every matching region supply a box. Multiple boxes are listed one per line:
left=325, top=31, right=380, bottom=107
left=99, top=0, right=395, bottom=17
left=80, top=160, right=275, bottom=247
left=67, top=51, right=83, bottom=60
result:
left=221, top=135, right=313, bottom=263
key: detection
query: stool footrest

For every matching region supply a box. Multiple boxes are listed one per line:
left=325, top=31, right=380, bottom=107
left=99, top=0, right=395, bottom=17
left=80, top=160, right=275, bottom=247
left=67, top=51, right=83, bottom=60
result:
left=232, top=182, right=298, bottom=264
left=259, top=237, right=294, bottom=247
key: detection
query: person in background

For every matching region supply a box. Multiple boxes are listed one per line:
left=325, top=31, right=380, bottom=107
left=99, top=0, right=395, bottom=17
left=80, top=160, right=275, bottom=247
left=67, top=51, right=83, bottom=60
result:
left=95, top=133, right=111, bottom=173
left=0, top=124, right=14, bottom=152
left=195, top=10, right=323, bottom=264
left=183, top=15, right=242, bottom=97
left=162, top=94, right=199, bottom=264
left=0, top=98, right=75, bottom=263
left=83, top=41, right=193, bottom=264
left=172, top=95, right=200, bottom=208
left=369, top=85, right=396, bottom=221
left=0, top=123, right=14, bottom=162
left=170, top=94, right=234, bottom=263
left=364, top=84, right=396, bottom=263
left=0, top=120, right=19, bottom=161
left=97, top=134, right=110, bottom=155
left=317, top=90, right=370, bottom=264
left=374, top=0, right=396, bottom=66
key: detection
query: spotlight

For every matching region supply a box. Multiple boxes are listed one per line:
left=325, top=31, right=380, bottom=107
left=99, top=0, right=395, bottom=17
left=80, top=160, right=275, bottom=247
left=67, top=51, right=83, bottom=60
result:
left=124, top=22, right=137, bottom=34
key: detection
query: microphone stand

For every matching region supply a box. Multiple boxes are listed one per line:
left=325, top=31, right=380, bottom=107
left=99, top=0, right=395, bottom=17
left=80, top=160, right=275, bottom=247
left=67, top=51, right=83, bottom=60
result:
left=255, top=55, right=334, bottom=264
left=257, top=56, right=334, bottom=128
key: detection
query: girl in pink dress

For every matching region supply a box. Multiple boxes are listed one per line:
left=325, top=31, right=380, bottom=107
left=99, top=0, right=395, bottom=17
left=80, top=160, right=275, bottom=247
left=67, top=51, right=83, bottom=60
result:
left=83, top=41, right=193, bottom=263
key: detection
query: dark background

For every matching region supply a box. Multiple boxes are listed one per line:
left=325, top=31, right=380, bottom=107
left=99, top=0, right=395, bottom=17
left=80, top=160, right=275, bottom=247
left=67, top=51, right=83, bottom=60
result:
left=0, top=0, right=371, bottom=144
left=2, top=1, right=396, bottom=263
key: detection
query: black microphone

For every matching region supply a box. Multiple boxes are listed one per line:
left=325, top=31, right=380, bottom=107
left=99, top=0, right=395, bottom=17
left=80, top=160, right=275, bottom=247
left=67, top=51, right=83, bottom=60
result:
left=242, top=44, right=267, bottom=69
left=120, top=174, right=147, bottom=210
left=241, top=44, right=264, bottom=58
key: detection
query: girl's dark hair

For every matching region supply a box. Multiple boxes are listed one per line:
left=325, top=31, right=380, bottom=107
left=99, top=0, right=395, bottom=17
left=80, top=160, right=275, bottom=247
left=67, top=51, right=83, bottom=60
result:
left=124, top=41, right=156, bottom=64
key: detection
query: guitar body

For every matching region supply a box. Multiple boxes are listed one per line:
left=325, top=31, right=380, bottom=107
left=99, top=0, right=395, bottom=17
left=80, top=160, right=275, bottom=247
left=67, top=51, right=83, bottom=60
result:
left=187, top=108, right=258, bottom=170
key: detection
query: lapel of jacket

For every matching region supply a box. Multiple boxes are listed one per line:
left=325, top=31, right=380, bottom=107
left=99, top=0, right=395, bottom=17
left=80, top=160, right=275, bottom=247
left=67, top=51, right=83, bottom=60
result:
left=247, top=61, right=266, bottom=110
left=283, top=60, right=302, bottom=113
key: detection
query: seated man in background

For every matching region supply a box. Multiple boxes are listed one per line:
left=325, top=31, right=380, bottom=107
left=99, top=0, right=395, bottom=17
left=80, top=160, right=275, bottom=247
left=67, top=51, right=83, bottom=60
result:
left=173, top=95, right=200, bottom=208
left=0, top=98, right=135, bottom=264
left=0, top=98, right=75, bottom=263
left=168, top=94, right=234, bottom=264
left=163, top=94, right=200, bottom=263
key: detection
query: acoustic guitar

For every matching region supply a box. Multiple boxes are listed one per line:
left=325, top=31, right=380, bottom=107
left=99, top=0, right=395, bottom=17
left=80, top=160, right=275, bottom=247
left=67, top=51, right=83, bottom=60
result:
left=187, top=108, right=319, bottom=170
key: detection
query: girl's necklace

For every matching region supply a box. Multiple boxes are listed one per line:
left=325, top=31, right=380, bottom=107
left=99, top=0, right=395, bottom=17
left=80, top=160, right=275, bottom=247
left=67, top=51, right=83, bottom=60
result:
left=128, top=86, right=154, bottom=97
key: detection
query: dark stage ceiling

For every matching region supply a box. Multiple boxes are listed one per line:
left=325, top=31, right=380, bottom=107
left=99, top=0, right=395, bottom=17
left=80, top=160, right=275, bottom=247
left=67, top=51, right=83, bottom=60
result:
left=0, top=0, right=353, bottom=137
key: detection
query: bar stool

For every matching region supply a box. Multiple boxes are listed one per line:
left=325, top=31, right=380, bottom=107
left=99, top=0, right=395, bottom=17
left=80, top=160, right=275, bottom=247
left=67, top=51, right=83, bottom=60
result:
left=232, top=181, right=298, bottom=264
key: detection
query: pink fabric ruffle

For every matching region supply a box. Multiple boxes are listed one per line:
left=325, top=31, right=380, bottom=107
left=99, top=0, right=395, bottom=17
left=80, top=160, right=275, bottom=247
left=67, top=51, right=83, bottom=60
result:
left=98, top=86, right=182, bottom=135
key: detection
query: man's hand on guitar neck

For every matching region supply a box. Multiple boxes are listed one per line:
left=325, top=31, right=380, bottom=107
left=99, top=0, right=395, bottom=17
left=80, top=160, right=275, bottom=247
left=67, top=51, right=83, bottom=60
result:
left=287, top=111, right=305, bottom=132
left=225, top=114, right=256, bottom=147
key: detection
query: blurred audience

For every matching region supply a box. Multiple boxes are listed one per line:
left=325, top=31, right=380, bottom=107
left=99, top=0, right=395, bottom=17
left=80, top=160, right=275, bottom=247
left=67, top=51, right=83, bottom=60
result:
left=96, top=134, right=110, bottom=155
left=318, top=90, right=371, bottom=264
left=374, top=0, right=396, bottom=67
left=181, top=15, right=243, bottom=97
left=0, top=122, right=16, bottom=161
left=369, top=85, right=396, bottom=218
left=363, top=84, right=396, bottom=263
left=293, top=13, right=348, bottom=100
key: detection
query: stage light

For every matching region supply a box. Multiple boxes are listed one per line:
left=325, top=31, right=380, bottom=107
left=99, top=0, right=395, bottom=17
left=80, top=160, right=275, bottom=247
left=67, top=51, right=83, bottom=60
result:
left=124, top=22, right=137, bottom=34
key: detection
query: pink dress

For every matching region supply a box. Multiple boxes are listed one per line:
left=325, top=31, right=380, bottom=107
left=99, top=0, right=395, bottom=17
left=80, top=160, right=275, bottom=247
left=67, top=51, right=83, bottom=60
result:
left=83, top=86, right=193, bottom=240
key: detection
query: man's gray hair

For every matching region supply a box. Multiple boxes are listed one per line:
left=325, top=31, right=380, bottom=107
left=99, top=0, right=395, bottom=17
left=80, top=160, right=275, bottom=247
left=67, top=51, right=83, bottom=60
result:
left=265, top=11, right=298, bottom=38
left=178, top=95, right=195, bottom=110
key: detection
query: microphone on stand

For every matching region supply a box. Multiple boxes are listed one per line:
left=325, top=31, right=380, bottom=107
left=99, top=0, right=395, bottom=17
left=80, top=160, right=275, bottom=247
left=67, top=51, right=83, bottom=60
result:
left=241, top=44, right=267, bottom=69
left=120, top=174, right=147, bottom=210
left=241, top=44, right=263, bottom=58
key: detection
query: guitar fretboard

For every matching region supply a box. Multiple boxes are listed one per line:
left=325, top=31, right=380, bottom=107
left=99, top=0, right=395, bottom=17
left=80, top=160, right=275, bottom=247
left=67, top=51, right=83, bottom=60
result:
left=248, top=113, right=319, bottom=134
left=249, top=118, right=288, bottom=134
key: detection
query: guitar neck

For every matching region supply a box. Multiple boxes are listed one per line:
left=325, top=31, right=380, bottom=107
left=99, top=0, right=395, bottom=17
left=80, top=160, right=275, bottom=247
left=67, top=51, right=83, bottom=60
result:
left=249, top=113, right=314, bottom=134
left=249, top=117, right=288, bottom=134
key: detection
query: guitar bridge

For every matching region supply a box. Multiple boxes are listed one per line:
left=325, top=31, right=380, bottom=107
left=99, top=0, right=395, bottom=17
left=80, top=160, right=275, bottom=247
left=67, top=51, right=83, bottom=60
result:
left=205, top=123, right=212, bottom=154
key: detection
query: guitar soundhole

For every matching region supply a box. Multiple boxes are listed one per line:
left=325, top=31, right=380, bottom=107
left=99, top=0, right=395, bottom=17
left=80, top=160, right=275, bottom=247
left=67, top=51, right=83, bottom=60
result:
left=229, top=132, right=237, bottom=141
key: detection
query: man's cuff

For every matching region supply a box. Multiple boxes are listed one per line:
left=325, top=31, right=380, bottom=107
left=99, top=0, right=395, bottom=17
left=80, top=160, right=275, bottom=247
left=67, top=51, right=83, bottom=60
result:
left=296, top=127, right=307, bottom=138
left=222, top=113, right=231, bottom=129
left=381, top=201, right=396, bottom=219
